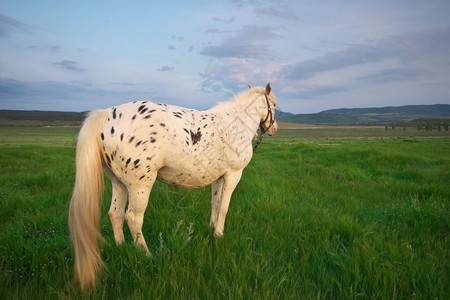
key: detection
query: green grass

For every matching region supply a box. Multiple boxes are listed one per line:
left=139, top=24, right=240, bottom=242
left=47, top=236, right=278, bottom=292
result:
left=0, top=128, right=449, bottom=298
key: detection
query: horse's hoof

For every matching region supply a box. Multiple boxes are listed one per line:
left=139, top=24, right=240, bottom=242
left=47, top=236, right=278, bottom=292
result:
left=214, top=231, right=223, bottom=238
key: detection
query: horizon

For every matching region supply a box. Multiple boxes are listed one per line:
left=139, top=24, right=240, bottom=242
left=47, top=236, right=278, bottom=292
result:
left=1, top=1, right=450, bottom=114
left=2, top=103, right=449, bottom=115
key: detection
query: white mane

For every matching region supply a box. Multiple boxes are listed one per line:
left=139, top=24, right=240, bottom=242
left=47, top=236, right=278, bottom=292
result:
left=210, top=87, right=265, bottom=112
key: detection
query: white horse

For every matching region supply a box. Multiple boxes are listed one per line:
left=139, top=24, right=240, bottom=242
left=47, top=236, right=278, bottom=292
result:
left=68, top=84, right=278, bottom=289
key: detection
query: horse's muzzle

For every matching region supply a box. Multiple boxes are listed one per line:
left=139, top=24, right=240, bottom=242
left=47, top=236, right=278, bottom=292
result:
left=267, top=122, right=278, bottom=136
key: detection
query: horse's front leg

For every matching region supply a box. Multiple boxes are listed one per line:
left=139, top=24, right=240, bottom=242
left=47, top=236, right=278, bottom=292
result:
left=210, top=177, right=224, bottom=228
left=214, top=170, right=243, bottom=237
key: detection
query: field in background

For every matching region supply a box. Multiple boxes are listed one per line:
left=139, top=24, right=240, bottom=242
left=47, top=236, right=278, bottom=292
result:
left=0, top=126, right=449, bottom=298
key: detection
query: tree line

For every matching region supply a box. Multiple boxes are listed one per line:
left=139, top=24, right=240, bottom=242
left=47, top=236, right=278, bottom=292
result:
left=385, top=121, right=449, bottom=131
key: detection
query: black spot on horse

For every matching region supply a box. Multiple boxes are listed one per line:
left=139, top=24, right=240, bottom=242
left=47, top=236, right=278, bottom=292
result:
left=120, top=133, right=124, bottom=142
left=138, top=104, right=146, bottom=112
left=160, top=123, right=166, bottom=127
left=105, top=153, right=111, bottom=164
left=190, top=130, right=202, bottom=145
left=149, top=109, right=156, bottom=113
left=140, top=107, right=148, bottom=114
left=139, top=175, right=145, bottom=180
left=126, top=158, right=131, bottom=165
left=134, top=159, right=140, bottom=166
left=101, top=133, right=104, bottom=140
left=132, top=115, right=137, bottom=121
left=150, top=138, right=156, bottom=143
left=203, top=124, right=208, bottom=128
left=129, top=136, right=135, bottom=143
left=111, top=126, right=115, bottom=135
left=112, top=108, right=117, bottom=119
left=119, top=113, right=122, bottom=119
left=144, top=114, right=152, bottom=119
left=135, top=140, right=142, bottom=147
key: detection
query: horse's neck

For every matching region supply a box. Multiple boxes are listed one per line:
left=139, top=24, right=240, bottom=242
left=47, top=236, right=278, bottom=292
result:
left=211, top=93, right=264, bottom=139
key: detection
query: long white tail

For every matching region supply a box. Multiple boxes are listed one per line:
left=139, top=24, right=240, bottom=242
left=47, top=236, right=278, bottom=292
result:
left=68, top=110, right=109, bottom=290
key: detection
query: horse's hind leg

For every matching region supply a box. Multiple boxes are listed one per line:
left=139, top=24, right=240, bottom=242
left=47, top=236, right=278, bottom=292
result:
left=106, top=170, right=128, bottom=244
left=210, top=177, right=224, bottom=228
left=125, top=173, right=157, bottom=255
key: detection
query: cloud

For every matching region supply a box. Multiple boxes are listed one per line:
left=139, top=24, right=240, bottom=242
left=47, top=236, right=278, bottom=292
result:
left=0, top=77, right=29, bottom=98
left=200, top=25, right=281, bottom=59
left=0, top=77, right=143, bottom=111
left=171, top=35, right=184, bottom=41
left=0, top=14, right=31, bottom=37
left=284, top=44, right=400, bottom=80
left=212, top=17, right=235, bottom=23
left=254, top=2, right=299, bottom=20
left=157, top=65, right=174, bottom=72
left=284, top=27, right=450, bottom=81
left=168, top=45, right=176, bottom=50
left=53, top=60, right=85, bottom=72
left=27, top=44, right=62, bottom=52
left=206, top=28, right=232, bottom=34
left=356, top=68, right=424, bottom=84
left=1, top=78, right=100, bottom=100
left=230, top=0, right=298, bottom=20
left=200, top=58, right=282, bottom=94
left=281, top=84, right=349, bottom=99
left=110, top=81, right=136, bottom=86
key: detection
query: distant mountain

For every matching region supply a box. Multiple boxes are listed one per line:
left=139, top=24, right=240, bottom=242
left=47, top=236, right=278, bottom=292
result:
left=0, top=110, right=86, bottom=126
left=323, top=104, right=450, bottom=116
left=277, top=104, right=450, bottom=125
left=275, top=109, right=294, bottom=119
left=1, top=104, right=449, bottom=126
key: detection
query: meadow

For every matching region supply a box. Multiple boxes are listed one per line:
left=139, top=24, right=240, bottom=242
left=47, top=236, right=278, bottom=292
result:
left=0, top=126, right=449, bottom=299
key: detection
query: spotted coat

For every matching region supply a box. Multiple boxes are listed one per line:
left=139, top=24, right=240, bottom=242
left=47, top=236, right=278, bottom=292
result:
left=68, top=84, right=278, bottom=290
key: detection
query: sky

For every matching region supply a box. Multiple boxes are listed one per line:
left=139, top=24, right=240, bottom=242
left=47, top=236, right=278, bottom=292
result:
left=1, top=0, right=449, bottom=114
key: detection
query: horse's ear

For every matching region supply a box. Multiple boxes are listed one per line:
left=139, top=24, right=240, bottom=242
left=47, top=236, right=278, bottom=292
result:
left=265, top=83, right=271, bottom=95
left=248, top=84, right=252, bottom=89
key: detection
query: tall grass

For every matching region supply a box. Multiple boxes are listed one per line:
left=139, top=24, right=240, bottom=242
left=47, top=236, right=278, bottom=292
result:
left=0, top=128, right=449, bottom=298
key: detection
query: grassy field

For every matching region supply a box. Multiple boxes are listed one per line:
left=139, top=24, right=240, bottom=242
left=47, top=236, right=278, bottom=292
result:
left=0, top=127, right=449, bottom=299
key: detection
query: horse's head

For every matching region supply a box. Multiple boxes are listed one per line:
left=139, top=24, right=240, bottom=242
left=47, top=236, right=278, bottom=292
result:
left=259, top=83, right=278, bottom=136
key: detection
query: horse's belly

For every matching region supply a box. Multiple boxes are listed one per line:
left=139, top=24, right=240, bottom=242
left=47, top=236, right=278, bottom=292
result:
left=157, top=163, right=225, bottom=188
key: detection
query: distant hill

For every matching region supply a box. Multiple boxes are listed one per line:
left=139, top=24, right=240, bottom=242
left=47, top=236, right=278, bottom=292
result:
left=324, top=104, right=450, bottom=116
left=275, top=109, right=294, bottom=119
left=0, top=110, right=86, bottom=126
left=277, top=104, right=450, bottom=125
left=1, top=104, right=449, bottom=126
